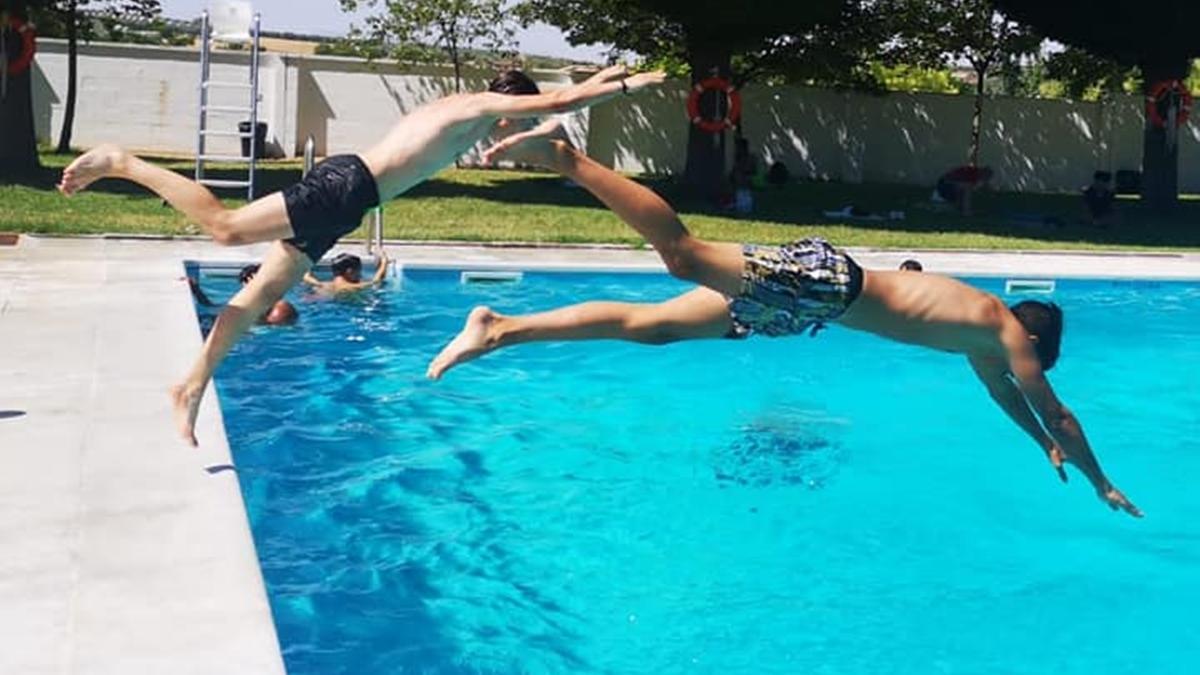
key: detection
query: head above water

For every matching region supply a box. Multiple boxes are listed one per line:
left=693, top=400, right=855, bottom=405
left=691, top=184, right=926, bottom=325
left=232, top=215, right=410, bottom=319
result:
left=330, top=253, right=363, bottom=281
left=264, top=300, right=299, bottom=326
left=899, top=259, right=923, bottom=272
left=238, top=263, right=261, bottom=285
left=1009, top=300, right=1063, bottom=370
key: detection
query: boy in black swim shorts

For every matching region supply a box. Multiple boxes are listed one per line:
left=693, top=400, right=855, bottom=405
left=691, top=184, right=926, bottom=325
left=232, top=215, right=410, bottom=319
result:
left=59, top=65, right=668, bottom=445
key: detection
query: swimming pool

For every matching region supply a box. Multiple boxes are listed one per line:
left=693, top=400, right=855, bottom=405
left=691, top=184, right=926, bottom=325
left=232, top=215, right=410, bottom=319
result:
left=200, top=267, right=1200, bottom=674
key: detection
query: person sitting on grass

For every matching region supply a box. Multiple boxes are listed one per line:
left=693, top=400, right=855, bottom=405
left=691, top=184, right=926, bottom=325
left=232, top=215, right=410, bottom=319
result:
left=1083, top=170, right=1117, bottom=227
left=303, top=251, right=390, bottom=295
left=188, top=264, right=299, bottom=326
left=934, top=164, right=993, bottom=216
left=426, top=119, right=1140, bottom=518
left=57, top=65, right=667, bottom=445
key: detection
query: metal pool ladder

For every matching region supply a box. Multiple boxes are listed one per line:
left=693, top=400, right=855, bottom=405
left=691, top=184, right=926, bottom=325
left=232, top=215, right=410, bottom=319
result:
left=195, top=4, right=262, bottom=200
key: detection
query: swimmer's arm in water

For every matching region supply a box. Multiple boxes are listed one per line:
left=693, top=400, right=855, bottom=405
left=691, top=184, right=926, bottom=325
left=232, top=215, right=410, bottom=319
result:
left=369, top=250, right=389, bottom=286
left=301, top=271, right=325, bottom=288
left=187, top=277, right=217, bottom=307
left=969, top=355, right=1065, bottom=480
left=1005, top=338, right=1142, bottom=517
left=472, top=66, right=667, bottom=119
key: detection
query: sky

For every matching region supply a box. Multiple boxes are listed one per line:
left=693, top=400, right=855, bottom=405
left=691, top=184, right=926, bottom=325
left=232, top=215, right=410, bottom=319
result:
left=156, top=0, right=609, bottom=63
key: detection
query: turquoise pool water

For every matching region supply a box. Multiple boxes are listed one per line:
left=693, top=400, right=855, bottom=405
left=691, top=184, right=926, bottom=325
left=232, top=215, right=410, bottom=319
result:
left=202, top=269, right=1200, bottom=674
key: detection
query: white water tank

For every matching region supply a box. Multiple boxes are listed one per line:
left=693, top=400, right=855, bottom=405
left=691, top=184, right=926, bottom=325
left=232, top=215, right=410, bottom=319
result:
left=209, top=0, right=253, bottom=42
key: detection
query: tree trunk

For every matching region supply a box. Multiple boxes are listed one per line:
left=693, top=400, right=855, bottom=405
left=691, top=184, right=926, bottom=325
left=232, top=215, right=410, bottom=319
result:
left=56, top=0, right=78, bottom=154
left=0, top=10, right=41, bottom=178
left=1139, top=58, right=1190, bottom=213
left=970, top=66, right=986, bottom=166
left=452, top=50, right=461, bottom=94
left=683, top=45, right=732, bottom=197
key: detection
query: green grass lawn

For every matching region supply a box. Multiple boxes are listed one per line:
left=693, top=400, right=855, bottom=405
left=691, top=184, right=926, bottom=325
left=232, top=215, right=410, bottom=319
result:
left=3, top=152, right=1199, bottom=251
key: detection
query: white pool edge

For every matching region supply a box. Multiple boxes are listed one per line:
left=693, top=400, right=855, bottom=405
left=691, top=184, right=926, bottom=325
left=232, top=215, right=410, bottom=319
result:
left=2, top=236, right=1199, bottom=675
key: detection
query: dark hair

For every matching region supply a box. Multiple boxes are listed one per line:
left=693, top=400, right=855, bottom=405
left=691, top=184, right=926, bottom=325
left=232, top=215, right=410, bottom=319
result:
left=1010, top=300, right=1064, bottom=370
left=488, top=70, right=540, bottom=96
left=330, top=253, right=362, bottom=277
left=899, top=259, right=923, bottom=271
left=238, top=263, right=261, bottom=285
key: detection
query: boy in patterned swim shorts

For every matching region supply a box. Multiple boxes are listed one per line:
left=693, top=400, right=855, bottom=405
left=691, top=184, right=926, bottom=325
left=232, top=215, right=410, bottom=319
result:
left=428, top=120, right=1140, bottom=518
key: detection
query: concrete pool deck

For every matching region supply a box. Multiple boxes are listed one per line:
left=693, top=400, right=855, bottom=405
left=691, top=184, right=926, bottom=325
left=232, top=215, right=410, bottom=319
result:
left=1, top=235, right=1198, bottom=673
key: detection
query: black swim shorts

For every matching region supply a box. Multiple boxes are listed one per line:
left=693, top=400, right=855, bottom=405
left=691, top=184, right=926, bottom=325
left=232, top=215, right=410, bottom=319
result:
left=282, top=154, right=380, bottom=263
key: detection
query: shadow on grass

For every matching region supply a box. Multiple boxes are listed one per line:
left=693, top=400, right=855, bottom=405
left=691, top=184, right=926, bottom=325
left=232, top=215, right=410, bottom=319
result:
left=407, top=171, right=1200, bottom=249
left=15, top=153, right=1200, bottom=249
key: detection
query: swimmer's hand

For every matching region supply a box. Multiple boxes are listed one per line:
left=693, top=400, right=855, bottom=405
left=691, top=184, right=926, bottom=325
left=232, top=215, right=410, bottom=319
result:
left=1100, top=484, right=1141, bottom=518
left=1050, top=443, right=1143, bottom=517
left=622, top=70, right=668, bottom=94
left=580, top=64, right=667, bottom=94
left=1051, top=441, right=1142, bottom=514
left=482, top=117, right=571, bottom=167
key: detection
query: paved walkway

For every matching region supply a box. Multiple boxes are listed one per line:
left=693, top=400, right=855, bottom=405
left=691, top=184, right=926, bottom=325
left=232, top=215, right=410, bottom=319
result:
left=1, top=235, right=1198, bottom=674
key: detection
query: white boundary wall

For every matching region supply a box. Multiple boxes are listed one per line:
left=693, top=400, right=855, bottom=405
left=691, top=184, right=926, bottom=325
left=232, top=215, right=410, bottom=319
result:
left=30, top=39, right=1200, bottom=192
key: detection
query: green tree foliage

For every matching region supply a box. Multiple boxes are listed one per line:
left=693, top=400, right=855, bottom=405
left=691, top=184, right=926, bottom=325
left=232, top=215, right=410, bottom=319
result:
left=519, top=0, right=890, bottom=88
left=338, top=0, right=517, bottom=92
left=886, top=0, right=1042, bottom=165
left=869, top=62, right=969, bottom=95
left=519, top=0, right=874, bottom=188
left=1043, top=47, right=1139, bottom=101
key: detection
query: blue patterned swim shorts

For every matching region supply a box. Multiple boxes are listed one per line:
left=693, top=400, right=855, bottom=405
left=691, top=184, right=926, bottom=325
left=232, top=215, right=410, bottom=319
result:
left=726, top=238, right=863, bottom=338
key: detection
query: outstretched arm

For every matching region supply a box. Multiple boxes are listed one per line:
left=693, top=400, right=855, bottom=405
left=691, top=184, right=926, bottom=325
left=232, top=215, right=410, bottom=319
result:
left=369, top=250, right=389, bottom=286
left=1004, top=338, right=1142, bottom=517
left=473, top=66, right=667, bottom=119
left=970, top=355, right=1066, bottom=481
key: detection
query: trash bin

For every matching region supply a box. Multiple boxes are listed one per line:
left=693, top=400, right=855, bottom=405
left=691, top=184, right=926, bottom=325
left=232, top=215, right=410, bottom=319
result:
left=238, top=121, right=268, bottom=159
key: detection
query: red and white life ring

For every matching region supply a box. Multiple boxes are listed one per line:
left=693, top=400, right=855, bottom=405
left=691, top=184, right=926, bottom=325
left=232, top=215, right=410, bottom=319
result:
left=2, top=16, right=37, bottom=76
left=686, top=77, right=742, bottom=134
left=1145, top=80, right=1192, bottom=129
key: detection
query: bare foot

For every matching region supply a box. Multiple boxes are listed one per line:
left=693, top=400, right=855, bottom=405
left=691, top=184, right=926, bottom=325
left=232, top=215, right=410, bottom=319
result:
left=58, top=144, right=128, bottom=196
left=169, top=382, right=204, bottom=447
left=426, top=306, right=500, bottom=380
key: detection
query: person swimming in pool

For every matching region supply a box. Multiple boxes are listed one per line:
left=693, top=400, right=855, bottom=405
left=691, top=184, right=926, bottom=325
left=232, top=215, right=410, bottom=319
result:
left=188, top=263, right=299, bottom=326
left=302, top=251, right=391, bottom=296
left=57, top=66, right=666, bottom=446
left=426, top=119, right=1140, bottom=518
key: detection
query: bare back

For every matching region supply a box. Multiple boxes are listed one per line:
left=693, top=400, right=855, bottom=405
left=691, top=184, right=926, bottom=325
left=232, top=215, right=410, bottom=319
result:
left=358, top=94, right=497, bottom=199
left=838, top=270, right=1016, bottom=358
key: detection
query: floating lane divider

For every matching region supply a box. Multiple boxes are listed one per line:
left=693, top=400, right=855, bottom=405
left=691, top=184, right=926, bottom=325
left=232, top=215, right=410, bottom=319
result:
left=461, top=270, right=524, bottom=284
left=1005, top=279, right=1056, bottom=295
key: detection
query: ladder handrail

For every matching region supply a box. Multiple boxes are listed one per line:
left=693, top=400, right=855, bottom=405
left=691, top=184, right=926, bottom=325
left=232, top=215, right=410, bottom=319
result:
left=194, top=11, right=211, bottom=185
left=247, top=12, right=261, bottom=200
left=195, top=9, right=261, bottom=201
left=302, top=134, right=316, bottom=177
